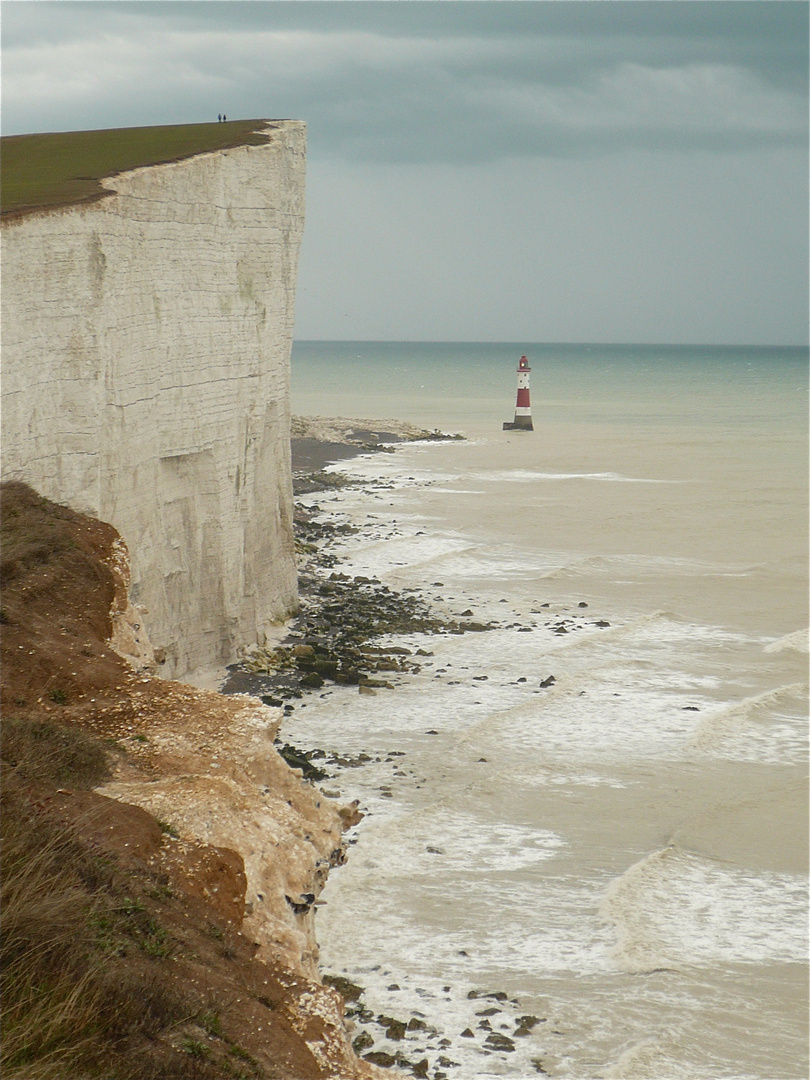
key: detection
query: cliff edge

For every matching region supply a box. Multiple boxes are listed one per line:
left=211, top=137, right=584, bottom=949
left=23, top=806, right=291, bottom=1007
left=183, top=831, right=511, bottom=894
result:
left=1, top=122, right=303, bottom=678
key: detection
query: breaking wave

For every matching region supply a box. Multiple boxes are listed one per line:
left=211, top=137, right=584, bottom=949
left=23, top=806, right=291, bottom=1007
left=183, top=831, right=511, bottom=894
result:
left=686, top=682, right=808, bottom=754
left=474, top=469, right=684, bottom=484
left=763, top=629, right=809, bottom=654
left=601, top=845, right=807, bottom=974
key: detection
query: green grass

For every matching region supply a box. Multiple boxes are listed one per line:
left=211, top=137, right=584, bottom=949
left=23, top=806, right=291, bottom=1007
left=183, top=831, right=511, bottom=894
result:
left=1, top=120, right=275, bottom=215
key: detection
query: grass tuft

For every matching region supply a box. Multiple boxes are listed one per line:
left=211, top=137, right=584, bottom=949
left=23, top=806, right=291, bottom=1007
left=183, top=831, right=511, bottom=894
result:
left=1, top=715, right=110, bottom=788
left=0, top=483, right=82, bottom=583
left=0, top=751, right=230, bottom=1078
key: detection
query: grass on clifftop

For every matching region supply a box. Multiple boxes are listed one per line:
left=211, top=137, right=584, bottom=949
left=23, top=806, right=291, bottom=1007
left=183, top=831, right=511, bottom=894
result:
left=1, top=121, right=276, bottom=216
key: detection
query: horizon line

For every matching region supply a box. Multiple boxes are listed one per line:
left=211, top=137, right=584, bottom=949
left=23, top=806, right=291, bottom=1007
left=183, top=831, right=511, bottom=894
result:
left=292, top=339, right=809, bottom=349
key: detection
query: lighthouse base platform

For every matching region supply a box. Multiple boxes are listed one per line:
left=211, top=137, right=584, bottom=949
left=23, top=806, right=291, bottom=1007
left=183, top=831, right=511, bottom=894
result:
left=503, top=419, right=534, bottom=431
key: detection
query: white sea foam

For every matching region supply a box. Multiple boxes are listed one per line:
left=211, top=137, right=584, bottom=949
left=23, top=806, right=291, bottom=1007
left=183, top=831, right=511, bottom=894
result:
left=685, top=682, right=809, bottom=762
left=319, top=531, right=477, bottom=577
left=763, top=628, right=810, bottom=654
left=601, top=845, right=808, bottom=973
left=473, top=469, right=685, bottom=484
left=373, top=806, right=565, bottom=872
left=319, top=831, right=615, bottom=979
left=604, top=1036, right=694, bottom=1080
left=289, top=604, right=800, bottom=768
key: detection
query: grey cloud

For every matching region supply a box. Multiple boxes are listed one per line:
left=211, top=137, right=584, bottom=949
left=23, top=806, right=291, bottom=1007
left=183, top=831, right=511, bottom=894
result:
left=2, top=1, right=806, bottom=164
left=1, top=2, right=806, bottom=345
left=6, top=2, right=805, bottom=51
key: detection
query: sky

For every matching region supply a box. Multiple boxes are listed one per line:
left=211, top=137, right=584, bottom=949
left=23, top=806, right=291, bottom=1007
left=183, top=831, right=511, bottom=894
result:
left=2, top=0, right=808, bottom=345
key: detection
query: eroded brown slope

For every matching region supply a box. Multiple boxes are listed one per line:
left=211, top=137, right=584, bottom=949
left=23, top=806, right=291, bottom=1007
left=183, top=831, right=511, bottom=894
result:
left=0, top=482, right=382, bottom=1080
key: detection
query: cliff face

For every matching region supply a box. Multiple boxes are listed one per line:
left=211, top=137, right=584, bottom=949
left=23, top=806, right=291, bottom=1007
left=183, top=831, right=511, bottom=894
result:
left=1, top=123, right=304, bottom=678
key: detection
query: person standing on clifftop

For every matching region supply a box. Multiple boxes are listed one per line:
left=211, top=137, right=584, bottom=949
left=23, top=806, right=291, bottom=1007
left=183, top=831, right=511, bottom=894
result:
left=217, top=114, right=221, bottom=122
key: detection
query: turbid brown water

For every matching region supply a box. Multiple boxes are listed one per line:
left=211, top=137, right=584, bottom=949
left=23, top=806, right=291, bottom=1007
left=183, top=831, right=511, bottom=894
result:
left=284, top=343, right=807, bottom=1078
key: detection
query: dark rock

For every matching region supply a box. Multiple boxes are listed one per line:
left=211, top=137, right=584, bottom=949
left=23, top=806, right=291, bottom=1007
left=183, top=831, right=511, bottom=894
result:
left=460, top=1028, right=475, bottom=1038
left=364, top=1051, right=397, bottom=1067
left=284, top=893, right=314, bottom=915
left=594, top=619, right=611, bottom=627
left=347, top=1004, right=375, bottom=1024
left=289, top=639, right=315, bottom=656
left=539, top=676, right=556, bottom=688
left=407, top=1018, right=427, bottom=1031
left=276, top=744, right=329, bottom=781
left=299, top=671, right=324, bottom=688
left=298, top=657, right=340, bottom=677
left=322, top=974, right=364, bottom=1001
left=514, top=1015, right=542, bottom=1036
left=516, top=1015, right=542, bottom=1028
left=485, top=1033, right=516, bottom=1052
left=578, top=601, right=588, bottom=608
left=385, top=1019, right=407, bottom=1040
left=352, top=1032, right=374, bottom=1053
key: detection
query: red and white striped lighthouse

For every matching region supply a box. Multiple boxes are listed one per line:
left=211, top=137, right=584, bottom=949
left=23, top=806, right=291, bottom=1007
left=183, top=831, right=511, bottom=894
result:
left=503, top=354, right=533, bottom=431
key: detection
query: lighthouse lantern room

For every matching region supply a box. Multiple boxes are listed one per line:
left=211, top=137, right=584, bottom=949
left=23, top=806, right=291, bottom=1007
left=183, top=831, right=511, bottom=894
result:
left=503, top=354, right=533, bottom=431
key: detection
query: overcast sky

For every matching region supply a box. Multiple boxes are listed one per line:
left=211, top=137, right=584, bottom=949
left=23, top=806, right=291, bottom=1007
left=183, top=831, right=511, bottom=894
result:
left=3, top=0, right=808, bottom=344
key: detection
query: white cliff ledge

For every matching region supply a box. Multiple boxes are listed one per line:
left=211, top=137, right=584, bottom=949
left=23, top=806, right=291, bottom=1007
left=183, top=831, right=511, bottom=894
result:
left=1, top=122, right=305, bottom=678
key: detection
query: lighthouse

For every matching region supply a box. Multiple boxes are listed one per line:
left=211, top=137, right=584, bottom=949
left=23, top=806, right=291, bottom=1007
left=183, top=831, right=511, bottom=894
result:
left=503, top=355, right=533, bottom=431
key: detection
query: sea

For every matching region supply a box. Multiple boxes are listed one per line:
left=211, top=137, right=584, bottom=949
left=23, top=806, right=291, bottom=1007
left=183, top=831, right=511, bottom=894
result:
left=285, top=341, right=809, bottom=1080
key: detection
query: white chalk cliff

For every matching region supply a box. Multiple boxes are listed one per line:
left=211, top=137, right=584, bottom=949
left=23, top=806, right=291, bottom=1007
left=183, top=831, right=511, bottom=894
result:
left=1, top=122, right=305, bottom=677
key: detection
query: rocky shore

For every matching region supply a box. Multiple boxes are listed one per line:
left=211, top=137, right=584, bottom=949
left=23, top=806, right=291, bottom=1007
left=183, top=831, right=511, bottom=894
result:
left=215, top=420, right=614, bottom=1079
